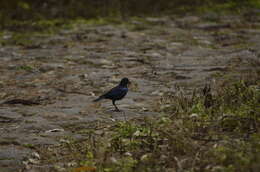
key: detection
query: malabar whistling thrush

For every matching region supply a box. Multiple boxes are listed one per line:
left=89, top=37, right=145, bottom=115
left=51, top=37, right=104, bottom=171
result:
left=93, top=78, right=130, bottom=111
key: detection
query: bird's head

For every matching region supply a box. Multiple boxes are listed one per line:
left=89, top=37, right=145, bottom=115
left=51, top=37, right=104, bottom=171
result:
left=119, top=77, right=131, bottom=87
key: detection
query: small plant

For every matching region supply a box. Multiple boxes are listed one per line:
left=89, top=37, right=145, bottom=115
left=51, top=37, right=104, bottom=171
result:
left=36, top=80, right=259, bottom=171
left=17, top=65, right=34, bottom=72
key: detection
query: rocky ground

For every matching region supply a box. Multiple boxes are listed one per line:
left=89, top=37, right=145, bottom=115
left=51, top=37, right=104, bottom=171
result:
left=0, top=14, right=260, bottom=171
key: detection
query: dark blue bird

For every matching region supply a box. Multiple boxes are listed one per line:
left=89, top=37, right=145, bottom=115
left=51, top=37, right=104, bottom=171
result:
left=93, top=78, right=130, bottom=111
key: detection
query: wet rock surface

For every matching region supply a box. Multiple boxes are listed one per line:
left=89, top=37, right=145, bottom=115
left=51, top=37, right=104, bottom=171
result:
left=0, top=15, right=260, bottom=171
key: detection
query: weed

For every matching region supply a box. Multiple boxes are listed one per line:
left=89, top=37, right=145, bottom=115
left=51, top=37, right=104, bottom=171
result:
left=35, top=79, right=260, bottom=171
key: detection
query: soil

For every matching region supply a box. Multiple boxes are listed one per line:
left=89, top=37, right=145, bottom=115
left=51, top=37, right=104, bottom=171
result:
left=0, top=14, right=260, bottom=171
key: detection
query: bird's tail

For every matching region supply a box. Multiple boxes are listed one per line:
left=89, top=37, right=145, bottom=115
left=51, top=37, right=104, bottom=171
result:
left=93, top=96, right=104, bottom=102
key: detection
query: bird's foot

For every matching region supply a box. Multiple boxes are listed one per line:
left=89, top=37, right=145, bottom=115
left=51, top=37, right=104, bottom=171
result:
left=114, top=108, right=121, bottom=112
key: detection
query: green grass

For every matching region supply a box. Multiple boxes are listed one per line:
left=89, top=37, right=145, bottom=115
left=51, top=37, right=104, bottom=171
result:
left=16, top=65, right=35, bottom=72
left=36, top=79, right=260, bottom=172
left=0, top=17, right=124, bottom=46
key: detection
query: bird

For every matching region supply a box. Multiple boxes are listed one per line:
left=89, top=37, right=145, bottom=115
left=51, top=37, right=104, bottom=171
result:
left=93, top=78, right=130, bottom=111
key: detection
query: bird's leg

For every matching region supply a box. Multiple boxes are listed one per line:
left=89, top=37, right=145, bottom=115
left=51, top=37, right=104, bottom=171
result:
left=112, top=100, right=120, bottom=112
left=122, top=111, right=127, bottom=121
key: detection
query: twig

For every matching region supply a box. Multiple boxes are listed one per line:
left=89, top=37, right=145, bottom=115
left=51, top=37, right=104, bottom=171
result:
left=55, top=88, right=89, bottom=96
left=1, top=99, right=40, bottom=105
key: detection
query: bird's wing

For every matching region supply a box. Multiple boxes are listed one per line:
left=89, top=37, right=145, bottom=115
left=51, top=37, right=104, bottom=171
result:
left=103, top=86, right=128, bottom=99
left=102, top=86, right=121, bottom=98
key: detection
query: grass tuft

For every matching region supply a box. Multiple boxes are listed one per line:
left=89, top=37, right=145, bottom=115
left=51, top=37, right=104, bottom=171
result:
left=36, top=79, right=260, bottom=171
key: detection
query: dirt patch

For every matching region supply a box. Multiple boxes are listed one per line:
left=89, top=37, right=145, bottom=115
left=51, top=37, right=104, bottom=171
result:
left=0, top=15, right=260, bottom=171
